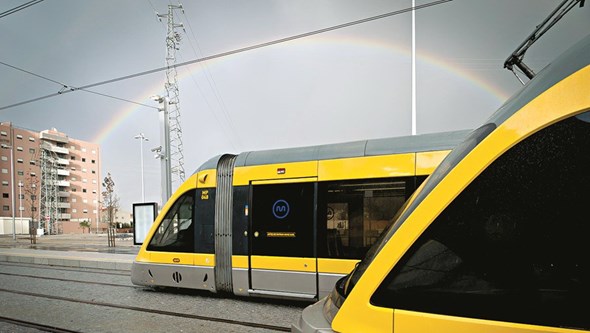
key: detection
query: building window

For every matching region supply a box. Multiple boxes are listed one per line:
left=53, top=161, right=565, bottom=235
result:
left=1, top=169, right=7, bottom=174
left=71, top=198, right=76, bottom=203
left=0, top=131, right=6, bottom=136
left=17, top=171, right=24, bottom=176
left=16, top=146, right=23, bottom=151
left=91, top=160, right=95, bottom=164
left=71, top=188, right=76, bottom=192
left=2, top=181, right=8, bottom=186
left=1, top=156, right=6, bottom=161
left=70, top=156, right=75, bottom=160
left=29, top=148, right=35, bottom=154
left=82, top=158, right=86, bottom=162
left=17, top=159, right=23, bottom=164
left=2, top=193, right=8, bottom=198
left=92, top=150, right=96, bottom=154
left=70, top=145, right=75, bottom=150
left=92, top=190, right=97, bottom=194
left=28, top=137, right=35, bottom=142
left=16, top=134, right=22, bottom=139
left=82, top=189, right=87, bottom=193
left=31, top=207, right=36, bottom=212
left=82, top=148, right=87, bottom=152
left=29, top=161, right=35, bottom=165
left=83, top=209, right=88, bottom=213
left=92, top=180, right=96, bottom=184
left=72, top=209, right=77, bottom=213
left=3, top=205, right=9, bottom=211
left=30, top=172, right=36, bottom=177
left=82, top=168, right=87, bottom=173
left=18, top=194, right=24, bottom=199
left=83, top=179, right=87, bottom=183
left=31, top=195, right=36, bottom=200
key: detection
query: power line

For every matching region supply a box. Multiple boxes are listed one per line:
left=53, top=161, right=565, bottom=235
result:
left=0, top=0, right=44, bottom=19
left=0, top=0, right=452, bottom=112
left=0, top=61, right=157, bottom=109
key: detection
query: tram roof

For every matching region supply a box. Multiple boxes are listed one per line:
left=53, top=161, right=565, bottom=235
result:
left=196, top=129, right=471, bottom=172
left=489, top=33, right=590, bottom=127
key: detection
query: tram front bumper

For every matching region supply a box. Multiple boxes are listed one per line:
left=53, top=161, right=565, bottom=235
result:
left=291, top=297, right=334, bottom=333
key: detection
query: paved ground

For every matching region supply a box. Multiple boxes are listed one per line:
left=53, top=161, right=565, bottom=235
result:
left=0, top=233, right=139, bottom=253
left=0, top=233, right=140, bottom=270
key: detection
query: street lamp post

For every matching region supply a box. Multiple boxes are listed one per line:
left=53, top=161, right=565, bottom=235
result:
left=1, top=144, right=16, bottom=240
left=18, top=181, right=23, bottom=234
left=150, top=95, right=172, bottom=206
left=134, top=133, right=149, bottom=202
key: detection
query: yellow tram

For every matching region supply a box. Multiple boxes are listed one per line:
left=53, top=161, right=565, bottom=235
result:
left=292, top=28, right=590, bottom=333
left=131, top=130, right=468, bottom=300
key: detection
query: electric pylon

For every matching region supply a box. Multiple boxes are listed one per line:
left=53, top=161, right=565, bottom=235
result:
left=157, top=4, right=186, bottom=189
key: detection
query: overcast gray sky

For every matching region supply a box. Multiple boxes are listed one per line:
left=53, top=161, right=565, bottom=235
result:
left=1, top=0, right=589, bottom=210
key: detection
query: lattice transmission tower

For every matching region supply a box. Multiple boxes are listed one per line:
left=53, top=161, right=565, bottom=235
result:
left=39, top=147, right=59, bottom=234
left=157, top=4, right=186, bottom=188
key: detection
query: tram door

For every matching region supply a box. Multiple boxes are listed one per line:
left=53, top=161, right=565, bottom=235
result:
left=248, top=179, right=317, bottom=299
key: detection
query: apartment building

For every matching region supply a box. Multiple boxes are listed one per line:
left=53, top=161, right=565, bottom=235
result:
left=0, top=122, right=105, bottom=234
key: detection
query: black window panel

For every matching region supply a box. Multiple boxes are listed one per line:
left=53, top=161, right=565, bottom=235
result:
left=195, top=188, right=215, bottom=254
left=232, top=186, right=249, bottom=255
left=251, top=182, right=315, bottom=257
left=147, top=191, right=195, bottom=253
left=372, top=112, right=590, bottom=330
left=317, top=177, right=422, bottom=259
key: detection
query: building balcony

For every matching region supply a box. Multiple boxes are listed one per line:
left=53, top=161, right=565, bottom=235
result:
left=58, top=191, right=70, bottom=197
left=57, top=169, right=70, bottom=176
left=57, top=202, right=71, bottom=209
left=40, top=131, right=69, bottom=144
left=56, top=158, right=70, bottom=166
left=58, top=213, right=71, bottom=220
left=56, top=180, right=70, bottom=187
left=40, top=142, right=69, bottom=155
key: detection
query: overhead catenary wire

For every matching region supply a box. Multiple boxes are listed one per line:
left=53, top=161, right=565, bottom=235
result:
left=0, top=0, right=44, bottom=19
left=0, top=61, right=158, bottom=109
left=0, top=0, right=452, bottom=112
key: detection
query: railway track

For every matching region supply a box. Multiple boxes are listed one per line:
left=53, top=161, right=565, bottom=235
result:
left=0, top=261, right=300, bottom=332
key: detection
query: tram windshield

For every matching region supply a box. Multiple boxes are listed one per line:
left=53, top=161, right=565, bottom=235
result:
left=341, top=123, right=495, bottom=297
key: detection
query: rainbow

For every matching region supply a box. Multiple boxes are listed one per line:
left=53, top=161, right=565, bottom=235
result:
left=91, top=34, right=510, bottom=144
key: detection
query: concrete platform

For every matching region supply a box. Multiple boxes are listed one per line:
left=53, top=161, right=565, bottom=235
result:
left=0, top=234, right=140, bottom=271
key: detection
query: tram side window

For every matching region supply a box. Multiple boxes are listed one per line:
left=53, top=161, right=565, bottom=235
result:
left=372, top=112, right=590, bottom=330
left=147, top=191, right=195, bottom=253
left=318, top=177, right=420, bottom=259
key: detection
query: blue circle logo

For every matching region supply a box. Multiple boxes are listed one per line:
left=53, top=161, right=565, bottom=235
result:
left=272, top=200, right=290, bottom=219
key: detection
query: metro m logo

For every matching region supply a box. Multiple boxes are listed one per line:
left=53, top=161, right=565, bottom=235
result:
left=272, top=199, right=290, bottom=219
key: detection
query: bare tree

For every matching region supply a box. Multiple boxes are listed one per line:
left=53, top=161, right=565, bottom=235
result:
left=23, top=172, right=39, bottom=242
left=101, top=173, right=119, bottom=227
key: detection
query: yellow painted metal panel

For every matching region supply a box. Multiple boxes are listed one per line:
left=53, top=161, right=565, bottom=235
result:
left=250, top=255, right=315, bottom=273
left=317, top=258, right=359, bottom=275
left=196, top=169, right=216, bottom=188
left=332, top=65, right=590, bottom=333
left=233, top=161, right=318, bottom=185
left=232, top=255, right=249, bottom=269
left=149, top=252, right=194, bottom=265
left=415, top=150, right=451, bottom=175
left=194, top=253, right=215, bottom=267
left=318, top=154, right=415, bottom=181
left=395, top=309, right=580, bottom=333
